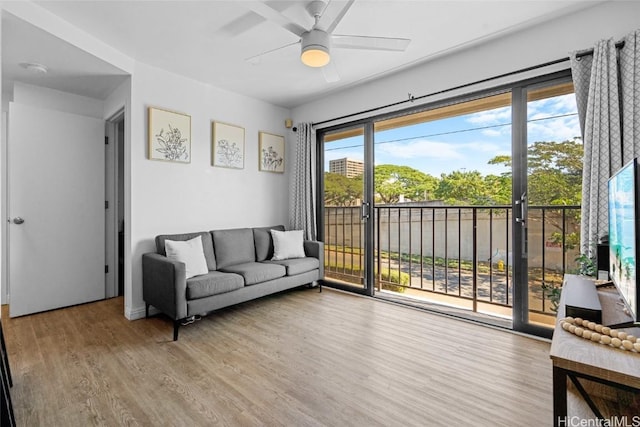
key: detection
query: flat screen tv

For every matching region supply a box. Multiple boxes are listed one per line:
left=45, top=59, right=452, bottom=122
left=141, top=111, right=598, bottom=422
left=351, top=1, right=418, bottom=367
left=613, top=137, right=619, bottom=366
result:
left=608, top=157, right=640, bottom=327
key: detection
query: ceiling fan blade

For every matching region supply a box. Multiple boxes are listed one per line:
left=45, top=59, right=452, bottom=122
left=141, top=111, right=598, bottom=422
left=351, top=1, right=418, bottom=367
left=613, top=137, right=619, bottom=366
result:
left=322, top=59, right=340, bottom=83
left=245, top=40, right=301, bottom=64
left=244, top=1, right=308, bottom=37
left=331, top=35, right=411, bottom=51
left=324, top=0, right=355, bottom=34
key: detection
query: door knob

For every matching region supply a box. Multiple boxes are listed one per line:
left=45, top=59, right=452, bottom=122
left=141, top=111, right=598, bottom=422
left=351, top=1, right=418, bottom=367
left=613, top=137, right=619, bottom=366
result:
left=12, top=217, right=25, bottom=225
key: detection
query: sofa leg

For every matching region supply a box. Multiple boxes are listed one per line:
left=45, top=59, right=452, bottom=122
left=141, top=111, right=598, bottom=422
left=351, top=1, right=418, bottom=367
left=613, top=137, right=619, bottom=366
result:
left=173, top=321, right=180, bottom=341
left=145, top=303, right=150, bottom=318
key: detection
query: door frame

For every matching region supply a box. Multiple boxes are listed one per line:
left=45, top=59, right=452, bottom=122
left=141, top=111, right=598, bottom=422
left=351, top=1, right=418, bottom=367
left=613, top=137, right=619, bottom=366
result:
left=105, top=109, right=125, bottom=299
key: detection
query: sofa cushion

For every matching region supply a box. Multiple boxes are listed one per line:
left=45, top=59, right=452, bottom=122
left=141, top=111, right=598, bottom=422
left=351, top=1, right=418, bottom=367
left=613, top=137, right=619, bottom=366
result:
left=212, top=228, right=255, bottom=268
left=165, top=236, right=209, bottom=279
left=186, top=271, right=244, bottom=300
left=219, top=262, right=286, bottom=286
left=265, top=257, right=320, bottom=276
left=271, top=229, right=306, bottom=260
left=253, top=225, right=285, bottom=261
left=156, top=231, right=216, bottom=271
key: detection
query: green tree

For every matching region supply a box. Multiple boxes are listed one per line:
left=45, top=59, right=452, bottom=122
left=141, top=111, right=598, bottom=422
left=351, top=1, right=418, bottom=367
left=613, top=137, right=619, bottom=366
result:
left=482, top=174, right=512, bottom=205
left=434, top=170, right=510, bottom=205
left=374, top=164, right=438, bottom=203
left=489, top=138, right=584, bottom=250
left=324, top=172, right=362, bottom=206
left=488, top=139, right=583, bottom=205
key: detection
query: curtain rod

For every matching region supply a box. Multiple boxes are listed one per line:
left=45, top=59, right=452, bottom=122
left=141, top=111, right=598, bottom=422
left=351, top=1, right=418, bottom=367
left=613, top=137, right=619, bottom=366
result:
left=311, top=40, right=626, bottom=129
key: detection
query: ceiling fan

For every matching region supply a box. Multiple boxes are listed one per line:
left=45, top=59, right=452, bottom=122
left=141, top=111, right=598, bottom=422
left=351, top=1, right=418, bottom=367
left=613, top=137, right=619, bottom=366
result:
left=242, top=0, right=411, bottom=82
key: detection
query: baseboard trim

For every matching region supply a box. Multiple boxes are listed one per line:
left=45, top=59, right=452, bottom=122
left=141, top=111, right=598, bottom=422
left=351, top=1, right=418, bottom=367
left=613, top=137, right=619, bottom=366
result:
left=125, top=305, right=149, bottom=320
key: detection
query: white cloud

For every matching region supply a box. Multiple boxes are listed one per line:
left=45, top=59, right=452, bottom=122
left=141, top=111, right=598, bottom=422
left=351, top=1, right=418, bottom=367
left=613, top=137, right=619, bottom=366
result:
left=466, top=106, right=511, bottom=125
left=528, top=116, right=581, bottom=142
left=460, top=141, right=502, bottom=153
left=481, top=128, right=503, bottom=137
left=527, top=94, right=578, bottom=121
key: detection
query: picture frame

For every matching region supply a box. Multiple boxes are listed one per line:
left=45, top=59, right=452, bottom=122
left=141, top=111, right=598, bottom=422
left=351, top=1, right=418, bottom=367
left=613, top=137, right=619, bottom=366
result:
left=212, top=121, right=245, bottom=169
left=259, top=131, right=285, bottom=173
left=148, top=107, right=191, bottom=163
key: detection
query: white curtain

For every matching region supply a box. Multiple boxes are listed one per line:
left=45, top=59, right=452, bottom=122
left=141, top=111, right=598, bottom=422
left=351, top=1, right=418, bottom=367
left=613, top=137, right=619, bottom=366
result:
left=289, top=122, right=317, bottom=240
left=570, top=29, right=640, bottom=258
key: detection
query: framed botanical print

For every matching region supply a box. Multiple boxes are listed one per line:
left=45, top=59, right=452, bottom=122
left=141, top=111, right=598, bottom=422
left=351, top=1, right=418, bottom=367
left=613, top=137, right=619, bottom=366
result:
left=212, top=121, right=245, bottom=169
left=148, top=107, right=191, bottom=163
left=259, top=131, right=285, bottom=173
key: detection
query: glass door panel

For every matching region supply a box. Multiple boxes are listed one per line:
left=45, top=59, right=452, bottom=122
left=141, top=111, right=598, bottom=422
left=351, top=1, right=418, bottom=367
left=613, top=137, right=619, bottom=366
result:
left=523, top=81, right=581, bottom=330
left=371, top=93, right=514, bottom=326
left=321, top=126, right=368, bottom=292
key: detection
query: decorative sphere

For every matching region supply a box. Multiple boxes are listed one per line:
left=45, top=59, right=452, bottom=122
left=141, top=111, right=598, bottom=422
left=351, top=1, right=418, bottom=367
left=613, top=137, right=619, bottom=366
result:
left=587, top=322, right=596, bottom=330
left=591, top=333, right=601, bottom=342
left=583, top=330, right=593, bottom=340
left=601, top=335, right=612, bottom=345
left=634, top=342, right=640, bottom=352
left=595, top=324, right=603, bottom=333
left=618, top=332, right=628, bottom=341
left=622, top=340, right=634, bottom=351
left=611, top=337, right=622, bottom=347
left=575, top=327, right=584, bottom=337
left=569, top=325, right=576, bottom=333
left=601, top=326, right=611, bottom=335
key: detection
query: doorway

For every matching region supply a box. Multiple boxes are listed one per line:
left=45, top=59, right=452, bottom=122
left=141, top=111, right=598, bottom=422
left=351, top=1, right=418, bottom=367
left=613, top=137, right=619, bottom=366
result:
left=105, top=112, right=125, bottom=298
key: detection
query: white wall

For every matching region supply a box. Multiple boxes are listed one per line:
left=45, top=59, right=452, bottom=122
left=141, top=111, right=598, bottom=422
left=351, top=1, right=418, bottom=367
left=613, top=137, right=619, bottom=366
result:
left=126, top=62, right=291, bottom=319
left=13, top=82, right=104, bottom=118
left=292, top=1, right=640, bottom=125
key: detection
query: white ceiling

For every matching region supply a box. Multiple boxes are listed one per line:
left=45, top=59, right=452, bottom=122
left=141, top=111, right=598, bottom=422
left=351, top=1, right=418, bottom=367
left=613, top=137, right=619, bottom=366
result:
left=3, top=1, right=598, bottom=108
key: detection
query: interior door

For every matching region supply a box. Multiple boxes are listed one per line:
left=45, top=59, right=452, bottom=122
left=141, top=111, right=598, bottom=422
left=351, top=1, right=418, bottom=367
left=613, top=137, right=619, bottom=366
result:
left=8, top=102, right=105, bottom=317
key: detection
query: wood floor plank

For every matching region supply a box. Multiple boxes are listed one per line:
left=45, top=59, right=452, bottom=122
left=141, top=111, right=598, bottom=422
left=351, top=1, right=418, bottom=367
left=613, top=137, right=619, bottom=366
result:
left=2, top=288, right=553, bottom=426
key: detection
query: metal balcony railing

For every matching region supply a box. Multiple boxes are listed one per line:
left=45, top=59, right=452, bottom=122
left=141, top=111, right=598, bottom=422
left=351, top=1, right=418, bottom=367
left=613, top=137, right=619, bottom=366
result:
left=323, top=204, right=581, bottom=316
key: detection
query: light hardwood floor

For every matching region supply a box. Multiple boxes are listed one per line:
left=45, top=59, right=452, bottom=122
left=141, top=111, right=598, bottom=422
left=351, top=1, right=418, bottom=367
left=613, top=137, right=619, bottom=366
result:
left=2, top=288, right=552, bottom=426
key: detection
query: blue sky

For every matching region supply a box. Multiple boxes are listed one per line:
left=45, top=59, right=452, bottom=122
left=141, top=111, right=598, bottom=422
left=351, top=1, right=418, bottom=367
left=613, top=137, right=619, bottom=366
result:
left=324, top=93, right=579, bottom=177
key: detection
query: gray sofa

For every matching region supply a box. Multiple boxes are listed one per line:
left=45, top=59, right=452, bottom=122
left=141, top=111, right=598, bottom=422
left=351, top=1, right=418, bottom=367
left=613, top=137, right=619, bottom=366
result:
left=142, top=225, right=323, bottom=340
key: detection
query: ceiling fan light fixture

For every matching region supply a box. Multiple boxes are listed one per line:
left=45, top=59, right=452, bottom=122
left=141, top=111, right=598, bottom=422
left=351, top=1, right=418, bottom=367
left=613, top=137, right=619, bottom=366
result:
left=301, top=29, right=330, bottom=67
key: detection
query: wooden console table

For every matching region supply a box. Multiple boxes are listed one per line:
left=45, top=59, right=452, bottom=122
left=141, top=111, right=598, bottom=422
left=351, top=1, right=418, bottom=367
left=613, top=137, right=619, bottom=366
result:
left=550, top=274, right=640, bottom=426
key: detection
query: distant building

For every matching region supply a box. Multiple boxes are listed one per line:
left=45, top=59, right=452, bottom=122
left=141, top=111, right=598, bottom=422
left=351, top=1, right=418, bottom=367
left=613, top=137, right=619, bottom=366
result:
left=329, top=158, right=364, bottom=178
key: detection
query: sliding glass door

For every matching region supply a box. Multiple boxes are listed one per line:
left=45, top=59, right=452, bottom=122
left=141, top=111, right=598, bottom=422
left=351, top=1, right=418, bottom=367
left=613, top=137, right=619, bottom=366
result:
left=319, top=124, right=374, bottom=295
left=513, top=78, right=581, bottom=336
left=316, top=71, right=580, bottom=337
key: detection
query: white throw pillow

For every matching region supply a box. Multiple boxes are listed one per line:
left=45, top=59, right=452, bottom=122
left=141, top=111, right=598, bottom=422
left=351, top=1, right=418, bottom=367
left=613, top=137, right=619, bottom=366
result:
left=271, top=229, right=306, bottom=260
left=164, top=236, right=209, bottom=279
